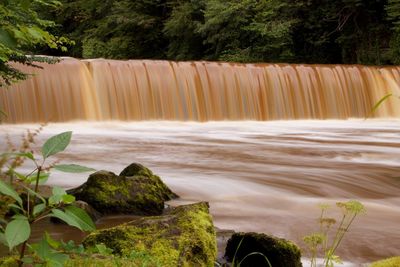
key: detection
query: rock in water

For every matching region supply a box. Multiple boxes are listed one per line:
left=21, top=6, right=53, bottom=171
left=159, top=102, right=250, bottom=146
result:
left=82, top=202, right=217, bottom=267
left=224, top=232, right=302, bottom=267
left=119, top=163, right=178, bottom=200
left=68, top=163, right=177, bottom=215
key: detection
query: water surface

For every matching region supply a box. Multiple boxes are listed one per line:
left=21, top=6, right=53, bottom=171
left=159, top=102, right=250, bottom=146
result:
left=1, top=120, right=399, bottom=264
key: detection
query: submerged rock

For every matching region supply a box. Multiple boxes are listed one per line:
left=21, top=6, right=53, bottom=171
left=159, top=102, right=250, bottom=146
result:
left=224, top=232, right=302, bottom=267
left=82, top=202, right=217, bottom=267
left=68, top=163, right=177, bottom=215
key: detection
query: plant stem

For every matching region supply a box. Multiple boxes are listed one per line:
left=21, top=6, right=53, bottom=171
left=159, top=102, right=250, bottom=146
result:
left=324, top=214, right=346, bottom=266
left=330, top=214, right=357, bottom=256
left=34, top=166, right=41, bottom=193
left=18, top=240, right=27, bottom=267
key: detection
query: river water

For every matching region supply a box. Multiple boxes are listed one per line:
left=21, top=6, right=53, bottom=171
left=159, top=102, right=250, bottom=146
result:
left=1, top=120, right=399, bottom=265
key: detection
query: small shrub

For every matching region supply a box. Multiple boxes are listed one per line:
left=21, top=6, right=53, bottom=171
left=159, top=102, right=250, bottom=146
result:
left=0, top=131, right=96, bottom=266
left=303, top=201, right=365, bottom=267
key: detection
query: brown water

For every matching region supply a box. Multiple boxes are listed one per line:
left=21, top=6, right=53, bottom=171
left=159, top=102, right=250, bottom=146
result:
left=1, top=58, right=400, bottom=123
left=0, top=120, right=399, bottom=265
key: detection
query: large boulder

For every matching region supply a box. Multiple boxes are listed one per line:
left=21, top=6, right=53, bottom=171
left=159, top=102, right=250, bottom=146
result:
left=224, top=232, right=302, bottom=267
left=68, top=163, right=177, bottom=215
left=82, top=202, right=217, bottom=267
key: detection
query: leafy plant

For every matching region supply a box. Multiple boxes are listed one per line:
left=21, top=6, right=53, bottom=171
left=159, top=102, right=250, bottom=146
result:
left=0, top=131, right=96, bottom=266
left=303, top=201, right=366, bottom=267
left=0, top=0, right=73, bottom=87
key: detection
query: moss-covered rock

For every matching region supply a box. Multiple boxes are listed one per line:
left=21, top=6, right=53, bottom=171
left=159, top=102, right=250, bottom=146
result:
left=83, top=202, right=217, bottom=267
left=68, top=163, right=177, bottom=215
left=65, top=251, right=162, bottom=267
left=119, top=163, right=178, bottom=200
left=370, top=256, right=400, bottom=267
left=224, top=232, right=302, bottom=267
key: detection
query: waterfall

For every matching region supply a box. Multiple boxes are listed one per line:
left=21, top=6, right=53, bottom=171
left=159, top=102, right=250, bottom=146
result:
left=1, top=58, right=399, bottom=123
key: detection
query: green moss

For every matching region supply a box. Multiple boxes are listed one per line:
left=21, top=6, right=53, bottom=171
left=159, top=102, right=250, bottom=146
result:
left=0, top=256, right=19, bottom=267
left=83, top=202, right=217, bottom=267
left=119, top=163, right=153, bottom=177
left=65, top=255, right=159, bottom=267
left=370, top=256, right=400, bottom=267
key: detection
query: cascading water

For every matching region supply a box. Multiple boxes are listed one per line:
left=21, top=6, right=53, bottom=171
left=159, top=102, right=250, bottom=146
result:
left=1, top=58, right=399, bottom=123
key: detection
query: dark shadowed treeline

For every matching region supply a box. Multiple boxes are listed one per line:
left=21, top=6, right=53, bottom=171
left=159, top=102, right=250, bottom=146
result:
left=38, top=0, right=400, bottom=65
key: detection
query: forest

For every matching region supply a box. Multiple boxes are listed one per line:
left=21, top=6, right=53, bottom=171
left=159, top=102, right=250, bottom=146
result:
left=33, top=0, right=400, bottom=65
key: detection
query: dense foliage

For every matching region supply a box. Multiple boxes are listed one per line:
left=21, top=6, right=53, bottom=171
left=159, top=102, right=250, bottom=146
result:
left=0, top=0, right=71, bottom=86
left=1, top=0, right=398, bottom=65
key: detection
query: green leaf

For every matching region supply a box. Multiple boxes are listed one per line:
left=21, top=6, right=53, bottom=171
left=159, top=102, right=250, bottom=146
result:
left=8, top=203, right=24, bottom=212
left=52, top=186, right=66, bottom=196
left=5, top=218, right=31, bottom=250
left=46, top=253, right=69, bottom=267
left=0, top=28, right=17, bottom=48
left=50, top=209, right=81, bottom=231
left=41, top=131, right=72, bottom=159
left=44, top=232, right=60, bottom=249
left=53, top=164, right=95, bottom=173
left=51, top=206, right=95, bottom=232
left=49, top=186, right=67, bottom=205
left=64, top=206, right=95, bottom=231
left=60, top=240, right=84, bottom=254
left=11, top=214, right=28, bottom=221
left=30, top=235, right=69, bottom=266
left=0, top=179, right=23, bottom=206
left=0, top=232, right=7, bottom=246
left=61, top=194, right=75, bottom=204
left=12, top=170, right=28, bottom=181
left=20, top=184, right=46, bottom=204
left=371, top=93, right=393, bottom=114
left=27, top=172, right=50, bottom=185
left=33, top=203, right=46, bottom=216
left=34, top=236, right=52, bottom=259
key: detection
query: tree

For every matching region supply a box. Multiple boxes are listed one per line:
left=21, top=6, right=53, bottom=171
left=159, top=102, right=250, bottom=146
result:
left=387, top=0, right=400, bottom=64
left=292, top=0, right=391, bottom=64
left=198, top=0, right=298, bottom=62
left=163, top=0, right=206, bottom=60
left=31, top=0, right=400, bottom=65
left=0, top=0, right=71, bottom=87
left=79, top=0, right=168, bottom=59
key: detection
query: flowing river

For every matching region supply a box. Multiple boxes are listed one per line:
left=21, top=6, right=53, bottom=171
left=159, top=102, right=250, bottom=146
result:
left=1, top=119, right=399, bottom=265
